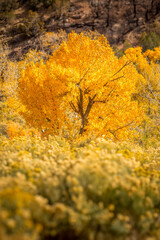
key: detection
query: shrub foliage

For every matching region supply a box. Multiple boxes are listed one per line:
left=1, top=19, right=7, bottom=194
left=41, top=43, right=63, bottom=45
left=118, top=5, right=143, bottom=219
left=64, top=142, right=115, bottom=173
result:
left=0, top=136, right=160, bottom=240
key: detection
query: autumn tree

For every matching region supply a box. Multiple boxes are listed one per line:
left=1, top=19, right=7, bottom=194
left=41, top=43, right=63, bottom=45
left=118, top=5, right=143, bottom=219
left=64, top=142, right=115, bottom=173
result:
left=124, top=46, right=160, bottom=144
left=125, top=47, right=160, bottom=109
left=18, top=32, right=143, bottom=139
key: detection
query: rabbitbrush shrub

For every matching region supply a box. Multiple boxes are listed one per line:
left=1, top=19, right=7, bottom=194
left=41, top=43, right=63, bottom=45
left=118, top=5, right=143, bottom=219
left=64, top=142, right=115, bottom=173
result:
left=0, top=136, right=160, bottom=240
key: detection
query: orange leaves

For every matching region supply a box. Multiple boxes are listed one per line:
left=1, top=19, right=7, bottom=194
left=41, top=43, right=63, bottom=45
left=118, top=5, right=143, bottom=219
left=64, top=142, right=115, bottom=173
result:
left=18, top=32, right=143, bottom=140
left=7, top=122, right=25, bottom=139
left=143, top=46, right=160, bottom=62
left=18, top=60, right=66, bottom=134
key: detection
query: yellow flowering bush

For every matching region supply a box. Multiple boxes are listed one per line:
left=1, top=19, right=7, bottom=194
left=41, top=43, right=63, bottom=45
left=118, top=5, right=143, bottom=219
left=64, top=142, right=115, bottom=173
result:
left=0, top=136, right=160, bottom=240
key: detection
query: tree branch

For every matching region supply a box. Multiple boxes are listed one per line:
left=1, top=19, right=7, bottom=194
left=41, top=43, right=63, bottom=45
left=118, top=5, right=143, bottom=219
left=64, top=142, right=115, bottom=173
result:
left=103, top=61, right=131, bottom=88
left=84, top=87, right=92, bottom=94
left=84, top=94, right=97, bottom=119
left=79, top=94, right=97, bottom=134
left=111, top=60, right=131, bottom=78
left=77, top=58, right=97, bottom=85
left=94, top=100, right=106, bottom=103
left=76, top=83, right=84, bottom=118
left=111, top=121, right=134, bottom=134
left=108, top=129, right=119, bottom=140
left=69, top=101, right=79, bottom=114
left=104, top=75, right=124, bottom=87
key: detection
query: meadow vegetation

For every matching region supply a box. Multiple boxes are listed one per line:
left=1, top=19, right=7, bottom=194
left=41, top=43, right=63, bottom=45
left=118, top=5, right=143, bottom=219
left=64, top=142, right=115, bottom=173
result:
left=0, top=31, right=160, bottom=240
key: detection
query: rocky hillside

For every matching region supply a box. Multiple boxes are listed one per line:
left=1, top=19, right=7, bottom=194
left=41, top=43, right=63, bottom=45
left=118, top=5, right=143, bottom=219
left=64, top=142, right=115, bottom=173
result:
left=55, top=0, right=160, bottom=43
left=0, top=0, right=160, bottom=59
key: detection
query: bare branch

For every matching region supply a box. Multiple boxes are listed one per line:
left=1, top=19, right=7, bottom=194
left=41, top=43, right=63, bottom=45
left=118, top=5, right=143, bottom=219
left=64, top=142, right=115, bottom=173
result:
left=77, top=58, right=98, bottom=85
left=84, top=87, right=92, bottom=94
left=57, top=91, right=70, bottom=97
left=111, top=121, right=134, bottom=134
left=79, top=94, right=97, bottom=135
left=84, top=94, right=97, bottom=119
left=104, top=75, right=124, bottom=87
left=105, top=87, right=116, bottom=101
left=46, top=118, right=51, bottom=122
left=108, top=121, right=134, bottom=140
left=76, top=83, right=84, bottom=117
left=78, top=67, right=91, bottom=85
left=69, top=101, right=79, bottom=114
left=103, top=61, right=131, bottom=88
left=111, top=61, right=131, bottom=78
left=108, top=129, right=119, bottom=141
left=94, top=100, right=106, bottom=103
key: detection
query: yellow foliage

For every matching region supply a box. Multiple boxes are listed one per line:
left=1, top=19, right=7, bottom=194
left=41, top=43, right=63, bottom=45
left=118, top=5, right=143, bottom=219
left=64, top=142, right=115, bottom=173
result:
left=18, top=32, right=143, bottom=140
left=7, top=122, right=25, bottom=139
left=125, top=47, right=160, bottom=108
left=125, top=47, right=160, bottom=145
left=143, top=46, right=160, bottom=63
left=0, top=136, right=160, bottom=239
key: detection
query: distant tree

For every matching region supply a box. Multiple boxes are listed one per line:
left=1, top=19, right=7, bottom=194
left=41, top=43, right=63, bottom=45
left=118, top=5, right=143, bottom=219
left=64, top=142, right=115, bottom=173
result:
left=125, top=46, right=160, bottom=145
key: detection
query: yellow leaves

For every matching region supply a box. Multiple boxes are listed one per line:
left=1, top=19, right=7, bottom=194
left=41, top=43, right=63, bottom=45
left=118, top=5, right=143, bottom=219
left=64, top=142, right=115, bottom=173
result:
left=18, top=59, right=68, bottom=134
left=17, top=32, right=144, bottom=139
left=7, top=122, right=25, bottom=139
left=143, top=46, right=160, bottom=62
left=124, top=47, right=160, bottom=127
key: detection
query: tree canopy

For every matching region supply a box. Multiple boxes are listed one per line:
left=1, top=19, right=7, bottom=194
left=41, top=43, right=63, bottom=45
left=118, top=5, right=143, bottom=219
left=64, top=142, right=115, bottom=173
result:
left=18, top=32, right=143, bottom=139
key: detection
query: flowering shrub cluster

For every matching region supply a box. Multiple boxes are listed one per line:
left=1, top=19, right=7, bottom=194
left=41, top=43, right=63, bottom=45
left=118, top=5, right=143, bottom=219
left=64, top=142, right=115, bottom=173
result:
left=0, top=136, right=160, bottom=240
left=0, top=31, right=160, bottom=240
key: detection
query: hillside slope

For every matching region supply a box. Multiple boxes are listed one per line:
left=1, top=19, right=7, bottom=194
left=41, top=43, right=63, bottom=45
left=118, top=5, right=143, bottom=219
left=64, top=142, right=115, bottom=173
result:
left=0, top=0, right=160, bottom=59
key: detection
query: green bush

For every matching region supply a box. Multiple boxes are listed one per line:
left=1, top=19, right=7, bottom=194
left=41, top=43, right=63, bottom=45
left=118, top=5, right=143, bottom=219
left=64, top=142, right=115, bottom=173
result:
left=41, top=0, right=54, bottom=8
left=0, top=0, right=19, bottom=21
left=26, top=0, right=53, bottom=9
left=25, top=0, right=41, bottom=10
left=20, top=0, right=54, bottom=10
left=139, top=31, right=160, bottom=51
left=139, top=21, right=160, bottom=51
left=25, top=0, right=68, bottom=9
left=17, top=10, right=44, bottom=37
